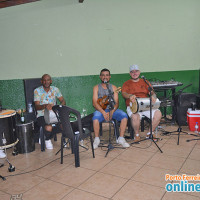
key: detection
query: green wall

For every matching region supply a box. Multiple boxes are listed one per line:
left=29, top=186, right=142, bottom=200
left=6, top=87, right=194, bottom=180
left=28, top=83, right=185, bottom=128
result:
left=0, top=0, right=200, bottom=80
left=0, top=70, right=198, bottom=115
left=0, top=0, right=199, bottom=115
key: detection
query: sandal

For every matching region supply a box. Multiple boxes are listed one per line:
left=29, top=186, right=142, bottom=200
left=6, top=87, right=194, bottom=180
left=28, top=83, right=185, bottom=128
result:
left=146, top=134, right=158, bottom=142
left=134, top=134, right=140, bottom=143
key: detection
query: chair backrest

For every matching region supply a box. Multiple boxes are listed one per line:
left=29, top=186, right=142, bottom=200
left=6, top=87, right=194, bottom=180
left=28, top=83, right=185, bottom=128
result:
left=23, top=78, right=41, bottom=112
left=52, top=105, right=83, bottom=139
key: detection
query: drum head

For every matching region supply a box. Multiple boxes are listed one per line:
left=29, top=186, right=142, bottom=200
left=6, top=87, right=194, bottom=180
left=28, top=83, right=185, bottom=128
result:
left=0, top=110, right=16, bottom=119
left=130, top=100, right=138, bottom=114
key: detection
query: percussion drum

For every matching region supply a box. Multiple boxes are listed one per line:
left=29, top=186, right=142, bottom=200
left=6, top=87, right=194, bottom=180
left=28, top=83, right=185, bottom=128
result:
left=16, top=121, right=35, bottom=154
left=44, top=109, right=58, bottom=124
left=0, top=110, right=16, bottom=146
left=130, top=98, right=161, bottom=114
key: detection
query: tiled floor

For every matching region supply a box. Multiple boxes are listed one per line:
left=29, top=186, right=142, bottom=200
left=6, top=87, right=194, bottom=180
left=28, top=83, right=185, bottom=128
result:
left=1, top=122, right=200, bottom=200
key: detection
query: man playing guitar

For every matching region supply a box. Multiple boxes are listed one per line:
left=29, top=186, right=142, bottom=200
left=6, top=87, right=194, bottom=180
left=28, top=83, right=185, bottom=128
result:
left=122, top=65, right=162, bottom=142
left=92, top=68, right=130, bottom=149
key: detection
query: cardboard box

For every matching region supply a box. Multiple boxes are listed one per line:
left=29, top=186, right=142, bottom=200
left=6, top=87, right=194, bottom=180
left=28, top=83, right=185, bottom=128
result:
left=187, top=109, right=200, bottom=131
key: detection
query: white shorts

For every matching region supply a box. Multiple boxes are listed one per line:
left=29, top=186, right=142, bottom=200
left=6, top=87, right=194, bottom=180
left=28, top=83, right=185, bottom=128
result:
left=127, top=106, right=159, bottom=119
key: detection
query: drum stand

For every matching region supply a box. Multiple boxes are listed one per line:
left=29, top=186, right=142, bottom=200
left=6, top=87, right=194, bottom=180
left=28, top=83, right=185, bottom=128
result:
left=99, top=84, right=124, bottom=157
left=0, top=145, right=17, bottom=181
left=130, top=78, right=163, bottom=153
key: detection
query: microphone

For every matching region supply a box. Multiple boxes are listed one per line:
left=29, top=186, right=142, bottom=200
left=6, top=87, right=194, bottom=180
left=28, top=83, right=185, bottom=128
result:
left=103, top=81, right=109, bottom=89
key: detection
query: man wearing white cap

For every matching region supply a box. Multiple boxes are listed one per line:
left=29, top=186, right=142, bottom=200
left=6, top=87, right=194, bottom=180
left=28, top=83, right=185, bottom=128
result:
left=121, top=65, right=162, bottom=142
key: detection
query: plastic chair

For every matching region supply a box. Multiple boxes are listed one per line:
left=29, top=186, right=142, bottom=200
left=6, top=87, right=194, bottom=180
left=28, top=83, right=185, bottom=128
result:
left=52, top=105, right=95, bottom=167
left=23, top=78, right=58, bottom=151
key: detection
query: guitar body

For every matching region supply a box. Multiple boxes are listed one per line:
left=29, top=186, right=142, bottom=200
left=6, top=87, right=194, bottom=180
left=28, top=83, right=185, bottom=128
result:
left=97, top=87, right=121, bottom=110
left=97, top=95, right=109, bottom=110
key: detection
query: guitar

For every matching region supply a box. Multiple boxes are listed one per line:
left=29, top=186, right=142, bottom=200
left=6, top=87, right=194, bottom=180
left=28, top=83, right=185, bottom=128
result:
left=97, top=87, right=121, bottom=110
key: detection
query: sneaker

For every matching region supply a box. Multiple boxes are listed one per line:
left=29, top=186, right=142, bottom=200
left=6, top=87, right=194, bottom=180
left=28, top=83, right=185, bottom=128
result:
left=45, top=140, right=53, bottom=149
left=118, top=137, right=130, bottom=148
left=93, top=137, right=100, bottom=149
left=0, top=150, right=6, bottom=158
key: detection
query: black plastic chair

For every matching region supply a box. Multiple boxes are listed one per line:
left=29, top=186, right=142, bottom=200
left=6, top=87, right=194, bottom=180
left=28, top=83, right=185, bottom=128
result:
left=52, top=105, right=95, bottom=167
left=23, top=78, right=58, bottom=151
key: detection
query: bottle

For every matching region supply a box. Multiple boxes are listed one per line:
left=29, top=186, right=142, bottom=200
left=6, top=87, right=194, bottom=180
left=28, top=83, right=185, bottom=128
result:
left=82, top=108, right=87, bottom=117
left=195, top=122, right=199, bottom=133
left=81, top=108, right=87, bottom=118
left=20, top=109, right=25, bottom=123
left=28, top=103, right=33, bottom=113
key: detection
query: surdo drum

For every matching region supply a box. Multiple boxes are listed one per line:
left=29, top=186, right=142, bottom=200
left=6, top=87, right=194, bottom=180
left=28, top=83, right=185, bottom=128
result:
left=0, top=110, right=17, bottom=146
left=16, top=121, right=35, bottom=154
left=130, top=98, right=161, bottom=114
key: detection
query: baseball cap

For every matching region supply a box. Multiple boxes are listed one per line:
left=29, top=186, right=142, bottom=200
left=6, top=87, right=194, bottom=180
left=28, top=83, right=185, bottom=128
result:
left=129, top=65, right=140, bottom=72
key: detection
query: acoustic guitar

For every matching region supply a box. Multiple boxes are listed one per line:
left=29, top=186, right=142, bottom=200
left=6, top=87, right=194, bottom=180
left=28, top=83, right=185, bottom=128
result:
left=97, top=87, right=121, bottom=110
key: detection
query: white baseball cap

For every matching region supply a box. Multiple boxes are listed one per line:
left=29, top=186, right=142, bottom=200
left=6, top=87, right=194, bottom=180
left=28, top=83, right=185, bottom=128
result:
left=129, top=65, right=140, bottom=72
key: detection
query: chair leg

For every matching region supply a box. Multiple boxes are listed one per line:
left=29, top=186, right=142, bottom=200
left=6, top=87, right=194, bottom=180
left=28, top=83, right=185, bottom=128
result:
left=130, top=127, right=134, bottom=139
left=113, top=120, right=119, bottom=139
left=54, top=134, right=57, bottom=141
left=40, top=127, right=45, bottom=152
left=61, top=136, right=64, bottom=164
left=100, top=122, right=103, bottom=136
left=71, top=139, right=74, bottom=154
left=128, top=117, right=134, bottom=139
left=141, top=117, right=145, bottom=132
left=74, top=134, right=80, bottom=167
left=90, top=133, right=95, bottom=158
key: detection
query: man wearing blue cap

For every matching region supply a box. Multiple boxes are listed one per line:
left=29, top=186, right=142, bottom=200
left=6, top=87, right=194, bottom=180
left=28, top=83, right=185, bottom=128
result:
left=122, top=65, right=162, bottom=142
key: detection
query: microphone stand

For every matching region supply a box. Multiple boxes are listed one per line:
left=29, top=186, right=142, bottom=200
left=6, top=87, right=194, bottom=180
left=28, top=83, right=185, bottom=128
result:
left=131, top=77, right=163, bottom=153
left=99, top=83, right=124, bottom=157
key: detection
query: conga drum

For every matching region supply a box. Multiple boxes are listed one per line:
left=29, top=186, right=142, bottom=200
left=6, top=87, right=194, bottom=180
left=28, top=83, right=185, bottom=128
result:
left=130, top=98, right=161, bottom=113
left=0, top=110, right=16, bottom=146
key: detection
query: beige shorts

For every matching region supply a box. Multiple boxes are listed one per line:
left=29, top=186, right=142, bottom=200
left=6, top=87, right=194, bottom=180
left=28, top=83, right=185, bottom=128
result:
left=127, top=106, right=159, bottom=119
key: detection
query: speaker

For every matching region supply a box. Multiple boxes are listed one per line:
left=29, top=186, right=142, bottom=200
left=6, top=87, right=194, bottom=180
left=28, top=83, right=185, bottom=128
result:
left=175, top=93, right=196, bottom=126
left=196, top=94, right=200, bottom=109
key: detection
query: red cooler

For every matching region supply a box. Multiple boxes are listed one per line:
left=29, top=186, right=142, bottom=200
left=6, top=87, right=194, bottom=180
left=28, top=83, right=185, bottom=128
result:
left=187, top=109, right=200, bottom=131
